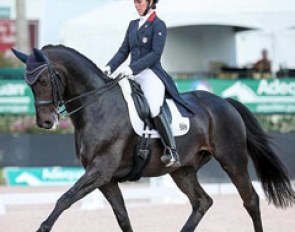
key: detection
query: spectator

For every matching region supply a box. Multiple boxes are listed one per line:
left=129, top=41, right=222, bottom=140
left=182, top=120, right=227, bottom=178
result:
left=253, top=49, right=272, bottom=73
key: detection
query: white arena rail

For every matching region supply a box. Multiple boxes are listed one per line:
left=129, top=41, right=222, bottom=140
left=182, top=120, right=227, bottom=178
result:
left=0, top=176, right=265, bottom=215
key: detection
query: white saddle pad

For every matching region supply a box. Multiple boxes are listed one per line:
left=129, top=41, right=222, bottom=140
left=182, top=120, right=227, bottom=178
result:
left=118, top=78, right=190, bottom=138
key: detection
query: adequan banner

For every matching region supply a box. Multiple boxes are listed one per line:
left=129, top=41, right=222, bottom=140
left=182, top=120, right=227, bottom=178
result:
left=1, top=79, right=295, bottom=114
left=4, top=167, right=85, bottom=186
left=176, top=78, right=295, bottom=113
left=0, top=80, right=35, bottom=114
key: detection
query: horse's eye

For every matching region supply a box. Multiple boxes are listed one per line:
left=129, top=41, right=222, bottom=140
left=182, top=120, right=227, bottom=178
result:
left=39, top=76, right=49, bottom=86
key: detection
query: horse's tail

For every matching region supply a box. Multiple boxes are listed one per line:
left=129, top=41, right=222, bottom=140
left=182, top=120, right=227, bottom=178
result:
left=226, top=97, right=295, bottom=208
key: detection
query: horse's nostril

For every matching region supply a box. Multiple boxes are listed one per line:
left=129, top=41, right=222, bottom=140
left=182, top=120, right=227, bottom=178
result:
left=43, top=120, right=54, bottom=129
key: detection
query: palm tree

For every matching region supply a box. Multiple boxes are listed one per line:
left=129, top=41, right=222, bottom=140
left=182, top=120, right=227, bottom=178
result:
left=15, top=0, right=30, bottom=53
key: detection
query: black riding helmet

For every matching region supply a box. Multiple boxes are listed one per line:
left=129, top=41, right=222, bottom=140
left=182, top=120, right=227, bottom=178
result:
left=143, top=0, right=159, bottom=16
left=152, top=0, right=159, bottom=9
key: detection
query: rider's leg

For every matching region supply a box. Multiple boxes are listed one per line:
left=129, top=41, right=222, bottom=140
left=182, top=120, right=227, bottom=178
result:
left=134, top=69, right=164, bottom=117
left=134, top=69, right=180, bottom=167
left=153, top=107, right=180, bottom=167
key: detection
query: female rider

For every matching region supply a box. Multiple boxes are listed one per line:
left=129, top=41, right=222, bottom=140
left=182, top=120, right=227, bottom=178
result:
left=103, top=0, right=196, bottom=167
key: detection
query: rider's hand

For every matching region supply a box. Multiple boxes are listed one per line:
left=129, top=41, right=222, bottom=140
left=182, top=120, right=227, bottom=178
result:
left=102, top=65, right=111, bottom=76
left=120, top=67, right=133, bottom=78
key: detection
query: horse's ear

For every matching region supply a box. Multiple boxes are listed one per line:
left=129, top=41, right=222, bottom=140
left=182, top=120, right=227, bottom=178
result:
left=33, top=48, right=47, bottom=62
left=11, top=48, right=28, bottom=63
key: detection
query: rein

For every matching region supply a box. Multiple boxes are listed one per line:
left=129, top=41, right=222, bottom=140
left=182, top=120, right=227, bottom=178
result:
left=31, top=61, right=124, bottom=117
left=60, top=75, right=124, bottom=117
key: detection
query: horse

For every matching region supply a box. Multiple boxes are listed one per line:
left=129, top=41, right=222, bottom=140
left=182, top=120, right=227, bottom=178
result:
left=12, top=45, right=294, bottom=232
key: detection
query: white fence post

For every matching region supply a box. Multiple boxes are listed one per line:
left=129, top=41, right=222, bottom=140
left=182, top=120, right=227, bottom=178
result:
left=80, top=190, right=105, bottom=210
left=150, top=176, right=186, bottom=204
left=0, top=195, right=6, bottom=215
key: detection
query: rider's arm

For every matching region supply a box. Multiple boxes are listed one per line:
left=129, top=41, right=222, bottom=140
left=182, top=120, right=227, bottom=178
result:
left=107, top=22, right=131, bottom=73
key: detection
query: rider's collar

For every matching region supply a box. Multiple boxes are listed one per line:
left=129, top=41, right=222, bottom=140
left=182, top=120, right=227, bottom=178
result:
left=139, top=10, right=154, bottom=23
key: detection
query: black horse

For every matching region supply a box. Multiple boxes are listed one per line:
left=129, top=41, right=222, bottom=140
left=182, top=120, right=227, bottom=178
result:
left=12, top=45, right=294, bottom=232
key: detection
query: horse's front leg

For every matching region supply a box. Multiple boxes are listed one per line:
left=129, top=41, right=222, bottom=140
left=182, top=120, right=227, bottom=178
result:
left=36, top=163, right=113, bottom=232
left=100, top=181, right=133, bottom=232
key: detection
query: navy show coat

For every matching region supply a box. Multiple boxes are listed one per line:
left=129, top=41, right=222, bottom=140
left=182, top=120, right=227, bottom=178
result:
left=107, top=12, right=196, bottom=117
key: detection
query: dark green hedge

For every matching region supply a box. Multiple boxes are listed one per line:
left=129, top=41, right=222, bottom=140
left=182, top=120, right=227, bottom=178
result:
left=0, top=169, right=5, bottom=185
left=0, top=114, right=294, bottom=134
left=256, top=114, right=295, bottom=133
left=0, top=115, right=74, bottom=134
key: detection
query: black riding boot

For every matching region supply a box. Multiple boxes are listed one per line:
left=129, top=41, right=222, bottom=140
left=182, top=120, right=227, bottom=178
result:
left=153, top=108, right=180, bottom=167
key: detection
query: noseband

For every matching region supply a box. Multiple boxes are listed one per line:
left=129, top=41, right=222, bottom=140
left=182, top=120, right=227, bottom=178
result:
left=29, top=58, right=124, bottom=117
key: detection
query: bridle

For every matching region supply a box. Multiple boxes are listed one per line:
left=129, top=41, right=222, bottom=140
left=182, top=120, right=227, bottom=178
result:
left=30, top=59, right=124, bottom=117
left=33, top=62, right=64, bottom=110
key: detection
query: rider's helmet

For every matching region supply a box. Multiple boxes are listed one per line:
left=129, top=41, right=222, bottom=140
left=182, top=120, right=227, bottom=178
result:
left=144, top=0, right=159, bottom=15
left=152, top=0, right=159, bottom=9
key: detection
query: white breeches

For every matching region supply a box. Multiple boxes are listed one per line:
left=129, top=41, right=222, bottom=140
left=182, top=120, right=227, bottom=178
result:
left=134, top=69, right=165, bottom=117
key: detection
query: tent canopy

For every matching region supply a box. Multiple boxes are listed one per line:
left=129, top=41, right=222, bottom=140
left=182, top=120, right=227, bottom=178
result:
left=60, top=0, right=295, bottom=71
left=62, top=0, right=268, bottom=35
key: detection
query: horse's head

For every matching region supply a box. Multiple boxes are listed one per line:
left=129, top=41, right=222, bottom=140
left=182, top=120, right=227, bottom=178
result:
left=12, top=48, right=64, bottom=129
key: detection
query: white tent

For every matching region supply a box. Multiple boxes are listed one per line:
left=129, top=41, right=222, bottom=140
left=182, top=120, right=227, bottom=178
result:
left=61, top=0, right=295, bottom=73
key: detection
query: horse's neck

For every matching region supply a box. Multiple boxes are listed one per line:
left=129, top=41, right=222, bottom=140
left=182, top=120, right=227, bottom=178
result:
left=47, top=48, right=106, bottom=98
left=69, top=84, right=128, bottom=133
left=47, top=48, right=128, bottom=130
left=67, top=67, right=103, bottom=92
left=59, top=64, right=107, bottom=107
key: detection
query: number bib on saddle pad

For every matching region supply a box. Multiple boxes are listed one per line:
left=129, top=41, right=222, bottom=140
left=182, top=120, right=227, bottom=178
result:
left=118, top=78, right=190, bottom=138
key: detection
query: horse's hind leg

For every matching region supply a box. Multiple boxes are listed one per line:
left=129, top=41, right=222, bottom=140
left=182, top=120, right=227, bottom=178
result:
left=170, top=167, right=213, bottom=232
left=99, top=181, right=133, bottom=232
left=215, top=148, right=263, bottom=232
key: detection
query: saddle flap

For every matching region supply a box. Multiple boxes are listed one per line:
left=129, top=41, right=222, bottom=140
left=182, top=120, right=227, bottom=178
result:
left=130, top=79, right=154, bottom=128
left=118, top=78, right=190, bottom=138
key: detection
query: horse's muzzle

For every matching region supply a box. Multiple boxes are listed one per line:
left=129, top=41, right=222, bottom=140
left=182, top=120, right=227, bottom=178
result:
left=36, top=111, right=58, bottom=129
